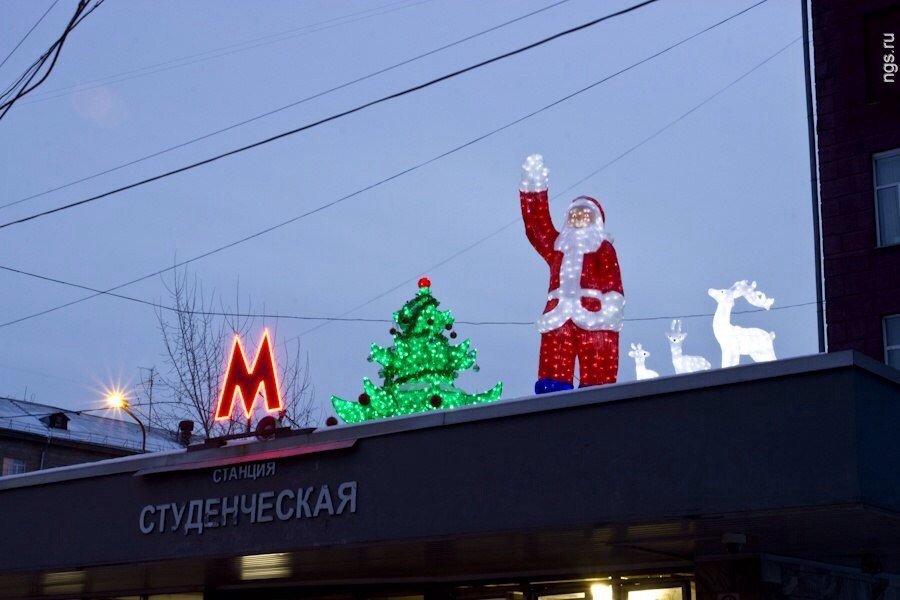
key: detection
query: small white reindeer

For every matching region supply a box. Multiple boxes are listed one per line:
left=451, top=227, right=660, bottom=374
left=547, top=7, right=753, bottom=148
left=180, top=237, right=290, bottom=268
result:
left=708, top=280, right=777, bottom=368
left=666, top=319, right=712, bottom=374
left=628, top=342, right=659, bottom=380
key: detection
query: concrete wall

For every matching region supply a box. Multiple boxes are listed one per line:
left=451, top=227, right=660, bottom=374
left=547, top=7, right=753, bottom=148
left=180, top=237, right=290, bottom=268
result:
left=812, top=0, right=900, bottom=359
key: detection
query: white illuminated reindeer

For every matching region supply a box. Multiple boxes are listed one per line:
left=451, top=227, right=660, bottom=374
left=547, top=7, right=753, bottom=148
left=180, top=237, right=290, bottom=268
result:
left=708, top=280, right=777, bottom=368
left=628, top=343, right=659, bottom=380
left=665, top=319, right=712, bottom=374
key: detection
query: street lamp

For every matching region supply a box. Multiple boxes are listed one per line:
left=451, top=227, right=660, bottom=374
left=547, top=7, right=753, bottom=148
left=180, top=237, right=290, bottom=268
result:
left=105, top=390, right=146, bottom=452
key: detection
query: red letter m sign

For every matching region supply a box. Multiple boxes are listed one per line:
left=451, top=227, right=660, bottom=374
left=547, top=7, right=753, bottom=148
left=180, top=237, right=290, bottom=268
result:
left=215, top=330, right=283, bottom=420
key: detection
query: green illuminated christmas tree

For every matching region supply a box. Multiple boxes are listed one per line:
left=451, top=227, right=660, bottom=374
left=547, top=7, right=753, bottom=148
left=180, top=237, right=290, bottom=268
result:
left=330, top=277, right=502, bottom=424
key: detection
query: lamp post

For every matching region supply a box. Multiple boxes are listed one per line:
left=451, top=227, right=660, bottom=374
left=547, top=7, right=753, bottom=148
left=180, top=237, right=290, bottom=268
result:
left=106, top=391, right=146, bottom=452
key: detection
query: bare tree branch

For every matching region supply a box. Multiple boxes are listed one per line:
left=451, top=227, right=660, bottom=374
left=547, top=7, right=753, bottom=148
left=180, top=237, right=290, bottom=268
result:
left=145, top=266, right=316, bottom=441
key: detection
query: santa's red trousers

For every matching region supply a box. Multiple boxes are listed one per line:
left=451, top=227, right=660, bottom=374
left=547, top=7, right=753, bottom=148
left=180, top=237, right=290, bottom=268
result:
left=538, top=321, right=619, bottom=386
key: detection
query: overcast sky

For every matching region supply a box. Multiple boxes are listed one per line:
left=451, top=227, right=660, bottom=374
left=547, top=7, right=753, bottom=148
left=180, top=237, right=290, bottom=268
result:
left=0, top=0, right=817, bottom=424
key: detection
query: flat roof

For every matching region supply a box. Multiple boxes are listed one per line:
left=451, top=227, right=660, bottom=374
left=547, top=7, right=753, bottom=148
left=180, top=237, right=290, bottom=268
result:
left=1, top=350, right=896, bottom=492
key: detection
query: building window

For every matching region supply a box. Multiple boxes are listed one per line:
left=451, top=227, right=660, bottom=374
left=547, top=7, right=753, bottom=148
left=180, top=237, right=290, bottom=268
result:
left=875, top=150, right=900, bottom=247
left=1, top=457, right=26, bottom=476
left=886, top=315, right=900, bottom=369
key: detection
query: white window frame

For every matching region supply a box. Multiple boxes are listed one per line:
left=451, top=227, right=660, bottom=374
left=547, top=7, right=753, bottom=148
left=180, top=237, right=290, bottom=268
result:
left=874, top=148, right=900, bottom=247
left=1, top=457, right=26, bottom=476
left=884, top=315, right=900, bottom=369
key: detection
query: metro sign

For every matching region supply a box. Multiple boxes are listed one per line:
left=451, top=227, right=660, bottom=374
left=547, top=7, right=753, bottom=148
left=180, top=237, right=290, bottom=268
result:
left=214, top=330, right=283, bottom=421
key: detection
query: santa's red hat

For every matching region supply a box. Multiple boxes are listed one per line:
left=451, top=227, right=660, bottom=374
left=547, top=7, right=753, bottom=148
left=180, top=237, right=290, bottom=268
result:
left=569, top=195, right=605, bottom=223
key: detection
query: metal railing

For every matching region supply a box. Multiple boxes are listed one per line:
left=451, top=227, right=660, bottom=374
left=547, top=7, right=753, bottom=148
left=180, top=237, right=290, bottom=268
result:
left=0, top=417, right=177, bottom=452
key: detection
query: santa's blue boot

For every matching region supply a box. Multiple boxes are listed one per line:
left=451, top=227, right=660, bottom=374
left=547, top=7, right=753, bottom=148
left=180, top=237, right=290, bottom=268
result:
left=534, top=378, right=574, bottom=395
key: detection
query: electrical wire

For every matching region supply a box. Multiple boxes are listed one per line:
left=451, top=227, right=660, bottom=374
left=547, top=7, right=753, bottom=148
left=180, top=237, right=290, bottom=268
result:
left=0, top=0, right=104, bottom=121
left=1, top=1, right=104, bottom=107
left=0, top=0, right=574, bottom=212
left=0, top=0, right=667, bottom=229
left=0, top=0, right=772, bottom=330
left=18, top=0, right=438, bottom=105
left=0, top=0, right=61, bottom=72
left=0, top=262, right=818, bottom=327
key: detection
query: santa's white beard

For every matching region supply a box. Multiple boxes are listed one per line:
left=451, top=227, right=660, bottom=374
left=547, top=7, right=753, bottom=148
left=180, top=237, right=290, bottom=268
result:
left=554, top=223, right=609, bottom=254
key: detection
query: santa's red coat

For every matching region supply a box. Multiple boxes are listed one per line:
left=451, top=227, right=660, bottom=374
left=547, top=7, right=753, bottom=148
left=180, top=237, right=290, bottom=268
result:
left=520, top=190, right=623, bottom=316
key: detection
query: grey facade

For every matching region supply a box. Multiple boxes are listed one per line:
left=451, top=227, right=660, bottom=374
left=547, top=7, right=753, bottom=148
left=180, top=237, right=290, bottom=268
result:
left=0, top=352, right=897, bottom=600
left=0, top=426, right=134, bottom=473
left=0, top=398, right=184, bottom=476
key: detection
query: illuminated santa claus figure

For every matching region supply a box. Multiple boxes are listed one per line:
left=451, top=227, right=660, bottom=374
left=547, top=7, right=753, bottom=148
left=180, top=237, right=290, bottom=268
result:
left=519, top=153, right=625, bottom=394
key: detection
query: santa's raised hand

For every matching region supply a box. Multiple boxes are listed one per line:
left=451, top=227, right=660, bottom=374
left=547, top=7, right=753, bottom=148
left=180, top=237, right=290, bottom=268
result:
left=520, top=153, right=549, bottom=192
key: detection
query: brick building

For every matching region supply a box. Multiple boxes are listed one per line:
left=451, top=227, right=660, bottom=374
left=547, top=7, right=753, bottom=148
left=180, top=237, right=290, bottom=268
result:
left=0, top=396, right=184, bottom=476
left=812, top=0, right=900, bottom=366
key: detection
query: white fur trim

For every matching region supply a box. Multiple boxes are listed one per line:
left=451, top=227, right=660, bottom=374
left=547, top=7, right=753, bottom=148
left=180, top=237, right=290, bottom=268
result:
left=536, top=290, right=625, bottom=333
left=537, top=227, right=624, bottom=332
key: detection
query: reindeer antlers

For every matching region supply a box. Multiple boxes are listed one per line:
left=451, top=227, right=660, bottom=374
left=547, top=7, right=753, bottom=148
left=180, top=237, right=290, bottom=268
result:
left=668, top=319, right=683, bottom=333
left=731, top=280, right=775, bottom=309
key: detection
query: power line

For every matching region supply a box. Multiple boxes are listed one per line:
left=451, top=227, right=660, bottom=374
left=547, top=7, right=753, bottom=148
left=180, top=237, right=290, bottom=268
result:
left=18, top=0, right=437, bottom=105
left=0, top=0, right=104, bottom=121
left=0, top=0, right=573, bottom=212
left=0, top=0, right=665, bottom=229
left=0, top=0, right=770, bottom=330
left=0, top=261, right=819, bottom=326
left=0, top=2, right=83, bottom=104
left=0, top=0, right=61, bottom=72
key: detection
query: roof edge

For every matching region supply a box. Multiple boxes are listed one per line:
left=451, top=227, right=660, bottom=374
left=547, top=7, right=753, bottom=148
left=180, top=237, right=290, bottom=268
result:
left=1, top=351, right=894, bottom=492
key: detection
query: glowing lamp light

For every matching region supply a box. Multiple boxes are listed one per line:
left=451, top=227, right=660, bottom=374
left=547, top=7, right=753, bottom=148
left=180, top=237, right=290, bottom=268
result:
left=105, top=390, right=127, bottom=409
left=104, top=387, right=146, bottom=451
